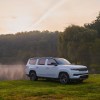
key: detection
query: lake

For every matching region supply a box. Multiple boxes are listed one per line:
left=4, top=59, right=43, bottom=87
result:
left=0, top=65, right=28, bottom=80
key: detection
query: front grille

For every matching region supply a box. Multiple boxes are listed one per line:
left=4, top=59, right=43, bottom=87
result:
left=78, top=68, right=88, bottom=71
left=73, top=73, right=88, bottom=76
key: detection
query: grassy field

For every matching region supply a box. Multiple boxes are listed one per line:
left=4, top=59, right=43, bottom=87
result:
left=0, top=74, right=100, bottom=100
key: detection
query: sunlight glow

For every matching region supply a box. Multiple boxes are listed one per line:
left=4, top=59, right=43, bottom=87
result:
left=0, top=0, right=100, bottom=34
left=6, top=16, right=32, bottom=33
left=26, top=0, right=68, bottom=30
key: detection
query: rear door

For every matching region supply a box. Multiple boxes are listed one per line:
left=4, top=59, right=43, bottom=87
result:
left=26, top=58, right=37, bottom=74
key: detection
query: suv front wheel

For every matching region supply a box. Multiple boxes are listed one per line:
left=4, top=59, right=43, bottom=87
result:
left=29, top=71, right=38, bottom=81
left=59, top=73, right=69, bottom=84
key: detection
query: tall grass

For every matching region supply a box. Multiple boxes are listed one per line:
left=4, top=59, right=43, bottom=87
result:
left=0, top=74, right=100, bottom=100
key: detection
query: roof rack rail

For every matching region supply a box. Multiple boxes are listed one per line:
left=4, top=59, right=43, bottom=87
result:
left=29, top=57, right=54, bottom=59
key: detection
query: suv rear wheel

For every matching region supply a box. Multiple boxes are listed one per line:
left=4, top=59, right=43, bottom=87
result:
left=29, top=72, right=38, bottom=81
left=59, top=73, right=69, bottom=84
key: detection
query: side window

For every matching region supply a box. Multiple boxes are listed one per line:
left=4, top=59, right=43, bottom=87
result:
left=47, top=59, right=56, bottom=65
left=38, top=58, right=46, bottom=65
left=29, top=59, right=37, bottom=65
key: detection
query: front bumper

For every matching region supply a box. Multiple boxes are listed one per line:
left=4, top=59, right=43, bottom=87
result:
left=80, top=74, right=88, bottom=79
left=70, top=74, right=89, bottom=80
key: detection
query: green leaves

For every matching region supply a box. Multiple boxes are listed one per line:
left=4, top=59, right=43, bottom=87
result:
left=58, top=25, right=99, bottom=69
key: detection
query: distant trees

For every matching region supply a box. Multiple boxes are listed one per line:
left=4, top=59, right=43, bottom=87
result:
left=0, top=31, right=59, bottom=64
left=85, top=12, right=100, bottom=37
left=84, top=12, right=100, bottom=72
left=91, top=39, right=100, bottom=64
left=59, top=25, right=97, bottom=66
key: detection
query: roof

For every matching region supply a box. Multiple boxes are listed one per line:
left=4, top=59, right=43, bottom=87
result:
left=29, top=57, right=55, bottom=59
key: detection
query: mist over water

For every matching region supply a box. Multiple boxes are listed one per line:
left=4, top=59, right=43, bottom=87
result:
left=0, top=65, right=28, bottom=80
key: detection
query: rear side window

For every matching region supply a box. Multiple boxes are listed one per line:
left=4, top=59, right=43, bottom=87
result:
left=29, top=59, right=37, bottom=65
left=38, top=58, right=46, bottom=65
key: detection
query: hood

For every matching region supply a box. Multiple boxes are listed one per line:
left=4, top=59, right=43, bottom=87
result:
left=59, top=64, right=87, bottom=69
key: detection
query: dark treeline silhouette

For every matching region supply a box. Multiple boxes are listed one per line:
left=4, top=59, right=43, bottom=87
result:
left=0, top=31, right=59, bottom=64
left=0, top=12, right=100, bottom=73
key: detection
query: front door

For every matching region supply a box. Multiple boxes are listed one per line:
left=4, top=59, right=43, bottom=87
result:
left=45, top=58, right=58, bottom=78
left=36, top=58, right=47, bottom=77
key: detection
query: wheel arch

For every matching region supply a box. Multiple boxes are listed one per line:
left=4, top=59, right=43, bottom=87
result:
left=58, top=71, right=69, bottom=78
left=29, top=70, right=36, bottom=76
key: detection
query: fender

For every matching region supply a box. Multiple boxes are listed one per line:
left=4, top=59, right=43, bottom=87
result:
left=58, top=68, right=71, bottom=78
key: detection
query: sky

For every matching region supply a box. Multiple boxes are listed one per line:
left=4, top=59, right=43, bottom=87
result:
left=0, top=0, right=100, bottom=34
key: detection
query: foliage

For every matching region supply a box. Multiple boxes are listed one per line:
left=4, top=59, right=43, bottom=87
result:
left=85, top=12, right=100, bottom=37
left=91, top=39, right=100, bottom=66
left=0, top=31, right=59, bottom=64
left=59, top=25, right=98, bottom=66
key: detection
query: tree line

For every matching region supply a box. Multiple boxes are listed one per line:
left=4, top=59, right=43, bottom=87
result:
left=0, top=31, right=59, bottom=64
left=0, top=12, right=100, bottom=73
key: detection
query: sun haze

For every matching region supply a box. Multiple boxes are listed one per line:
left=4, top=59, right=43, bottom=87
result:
left=0, top=0, right=100, bottom=34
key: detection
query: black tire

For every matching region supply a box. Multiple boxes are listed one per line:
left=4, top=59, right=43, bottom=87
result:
left=59, top=73, right=69, bottom=84
left=29, top=72, right=38, bottom=81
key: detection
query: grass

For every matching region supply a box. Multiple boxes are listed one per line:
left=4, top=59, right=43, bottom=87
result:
left=0, top=74, right=100, bottom=100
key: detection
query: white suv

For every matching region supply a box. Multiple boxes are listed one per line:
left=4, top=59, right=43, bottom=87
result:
left=25, top=57, right=88, bottom=84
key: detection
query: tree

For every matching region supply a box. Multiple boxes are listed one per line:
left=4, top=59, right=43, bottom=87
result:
left=0, top=31, right=59, bottom=64
left=91, top=39, right=100, bottom=65
left=59, top=25, right=97, bottom=66
left=85, top=12, right=100, bottom=37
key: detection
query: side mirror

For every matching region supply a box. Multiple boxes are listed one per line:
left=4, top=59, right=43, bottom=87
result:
left=51, top=62, right=57, bottom=66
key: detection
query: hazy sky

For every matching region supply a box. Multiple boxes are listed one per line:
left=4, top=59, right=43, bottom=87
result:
left=0, top=0, right=100, bottom=34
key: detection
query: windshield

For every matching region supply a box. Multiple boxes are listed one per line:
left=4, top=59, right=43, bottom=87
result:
left=55, top=58, right=71, bottom=65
